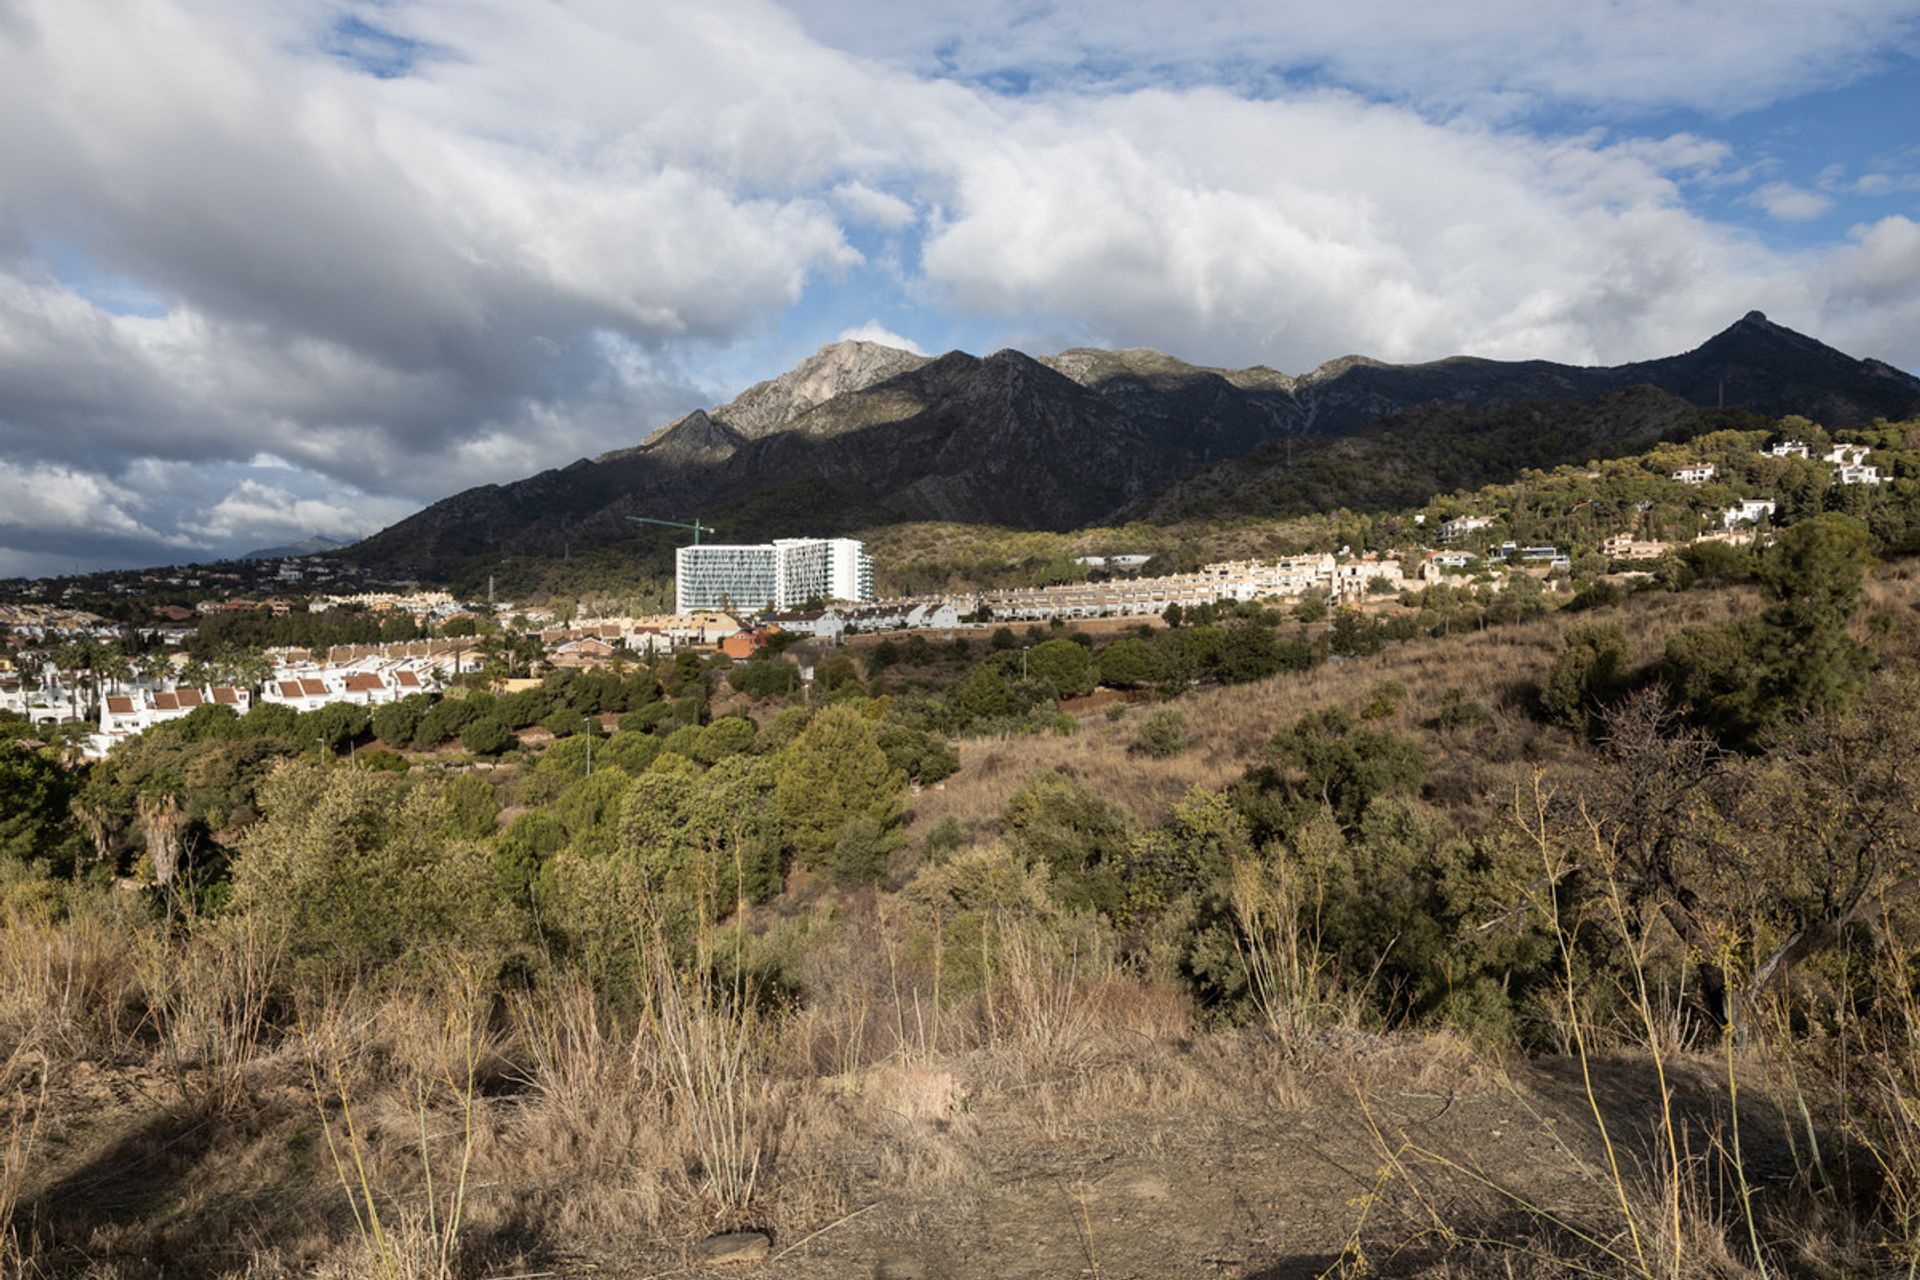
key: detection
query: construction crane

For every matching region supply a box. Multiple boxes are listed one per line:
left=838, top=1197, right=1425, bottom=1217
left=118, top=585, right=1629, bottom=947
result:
left=627, top=515, right=718, bottom=544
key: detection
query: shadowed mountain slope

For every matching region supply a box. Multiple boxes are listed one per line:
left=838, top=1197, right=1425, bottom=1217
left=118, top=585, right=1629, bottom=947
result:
left=344, top=316, right=1920, bottom=579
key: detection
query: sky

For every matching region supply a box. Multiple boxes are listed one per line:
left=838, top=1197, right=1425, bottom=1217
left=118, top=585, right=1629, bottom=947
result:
left=1, top=0, right=1919, bottom=577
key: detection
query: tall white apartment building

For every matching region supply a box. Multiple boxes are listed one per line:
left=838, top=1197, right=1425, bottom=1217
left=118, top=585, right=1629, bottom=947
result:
left=675, top=538, right=875, bottom=614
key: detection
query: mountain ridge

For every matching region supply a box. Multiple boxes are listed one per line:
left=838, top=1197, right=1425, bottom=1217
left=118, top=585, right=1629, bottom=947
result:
left=342, top=316, right=1920, bottom=581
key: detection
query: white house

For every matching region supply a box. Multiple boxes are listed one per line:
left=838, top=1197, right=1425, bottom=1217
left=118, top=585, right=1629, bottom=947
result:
left=1765, top=441, right=1811, bottom=459
left=263, top=676, right=336, bottom=713
left=95, top=685, right=251, bottom=748
left=1825, top=444, right=1871, bottom=466
left=1721, top=499, right=1777, bottom=529
left=336, top=672, right=398, bottom=706
left=1439, top=515, right=1496, bottom=543
left=1672, top=464, right=1717, bottom=485
left=904, top=601, right=963, bottom=630
left=764, top=608, right=846, bottom=640
left=1837, top=463, right=1882, bottom=486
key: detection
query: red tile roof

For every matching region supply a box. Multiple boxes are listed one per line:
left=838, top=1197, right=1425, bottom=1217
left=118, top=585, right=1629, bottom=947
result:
left=395, top=670, right=422, bottom=687
left=106, top=695, right=135, bottom=715
left=212, top=686, right=243, bottom=704
left=342, top=673, right=383, bottom=692
left=276, top=681, right=303, bottom=698
left=299, top=678, right=327, bottom=697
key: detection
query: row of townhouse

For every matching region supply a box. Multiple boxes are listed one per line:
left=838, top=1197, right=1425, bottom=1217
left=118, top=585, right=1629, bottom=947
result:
left=760, top=600, right=966, bottom=641
left=321, top=639, right=486, bottom=674
left=97, top=685, right=251, bottom=745
left=978, top=554, right=1411, bottom=622
left=262, top=664, right=435, bottom=712
left=537, top=619, right=685, bottom=656
left=984, top=573, right=1222, bottom=621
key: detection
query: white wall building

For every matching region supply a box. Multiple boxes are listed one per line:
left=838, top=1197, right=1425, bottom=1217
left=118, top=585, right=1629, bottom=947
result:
left=1672, top=464, right=1717, bottom=485
left=1765, top=441, right=1810, bottom=458
left=675, top=538, right=875, bottom=614
left=1722, top=499, right=1778, bottom=528
left=1837, top=463, right=1882, bottom=486
left=1439, top=515, right=1496, bottom=543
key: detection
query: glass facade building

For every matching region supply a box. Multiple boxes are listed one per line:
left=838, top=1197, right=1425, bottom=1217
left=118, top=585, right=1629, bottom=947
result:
left=675, top=538, right=875, bottom=613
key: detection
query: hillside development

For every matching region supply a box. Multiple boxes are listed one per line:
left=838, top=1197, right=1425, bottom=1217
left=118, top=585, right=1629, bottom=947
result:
left=9, top=409, right=1920, bottom=1276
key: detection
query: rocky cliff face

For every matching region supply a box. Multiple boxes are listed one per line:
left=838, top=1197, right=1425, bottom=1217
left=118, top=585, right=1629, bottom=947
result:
left=701, top=339, right=931, bottom=441
left=343, top=315, right=1920, bottom=576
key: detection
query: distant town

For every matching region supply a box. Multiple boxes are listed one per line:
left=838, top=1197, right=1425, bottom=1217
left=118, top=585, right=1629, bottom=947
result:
left=0, top=429, right=1869, bottom=763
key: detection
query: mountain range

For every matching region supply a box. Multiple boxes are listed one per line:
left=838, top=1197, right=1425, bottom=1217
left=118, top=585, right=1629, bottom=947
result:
left=241, top=535, right=353, bottom=561
left=344, top=312, right=1920, bottom=581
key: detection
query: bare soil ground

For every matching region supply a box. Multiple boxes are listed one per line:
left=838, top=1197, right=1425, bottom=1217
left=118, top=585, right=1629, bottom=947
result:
left=16, top=1031, right=1799, bottom=1280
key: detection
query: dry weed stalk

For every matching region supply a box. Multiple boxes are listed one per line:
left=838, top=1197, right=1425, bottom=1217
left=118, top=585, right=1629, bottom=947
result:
left=1230, top=853, right=1342, bottom=1045
left=302, top=963, right=485, bottom=1280
left=138, top=914, right=284, bottom=1115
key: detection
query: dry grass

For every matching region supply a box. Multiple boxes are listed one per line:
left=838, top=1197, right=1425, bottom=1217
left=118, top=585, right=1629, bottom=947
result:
left=910, top=583, right=1765, bottom=846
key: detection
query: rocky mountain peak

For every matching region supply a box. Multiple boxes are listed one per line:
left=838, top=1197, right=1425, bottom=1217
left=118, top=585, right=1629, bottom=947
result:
left=711, top=339, right=931, bottom=439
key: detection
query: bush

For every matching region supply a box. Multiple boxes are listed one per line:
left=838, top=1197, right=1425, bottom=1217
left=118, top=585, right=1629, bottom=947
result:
left=1539, top=622, right=1631, bottom=733
left=298, top=702, right=371, bottom=755
left=878, top=722, right=960, bottom=783
left=730, top=658, right=800, bottom=699
left=1133, top=707, right=1188, bottom=758
left=460, top=715, right=512, bottom=755
left=690, top=716, right=758, bottom=765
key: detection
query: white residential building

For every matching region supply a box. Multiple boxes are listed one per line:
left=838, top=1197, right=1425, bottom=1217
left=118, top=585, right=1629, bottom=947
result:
left=674, top=538, right=875, bottom=614
left=1072, top=554, right=1154, bottom=571
left=764, top=608, right=847, bottom=640
left=1439, top=515, right=1496, bottom=543
left=94, top=686, right=251, bottom=752
left=904, top=601, right=963, bottom=630
left=1722, top=499, right=1777, bottom=529
left=1825, top=444, right=1871, bottom=466
left=1672, top=464, right=1717, bottom=485
left=263, top=676, right=337, bottom=713
left=1837, top=463, right=1883, bottom=486
left=1765, top=441, right=1811, bottom=458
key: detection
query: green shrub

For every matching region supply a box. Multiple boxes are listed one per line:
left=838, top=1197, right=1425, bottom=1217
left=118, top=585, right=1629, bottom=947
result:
left=1133, top=707, right=1188, bottom=758
left=772, top=705, right=904, bottom=883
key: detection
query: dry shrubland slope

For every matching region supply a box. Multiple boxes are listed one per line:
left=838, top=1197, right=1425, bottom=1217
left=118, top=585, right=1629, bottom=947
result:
left=11, top=558, right=1920, bottom=1278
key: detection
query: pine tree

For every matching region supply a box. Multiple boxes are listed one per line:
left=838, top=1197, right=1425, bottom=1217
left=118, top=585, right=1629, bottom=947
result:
left=773, top=705, right=905, bottom=882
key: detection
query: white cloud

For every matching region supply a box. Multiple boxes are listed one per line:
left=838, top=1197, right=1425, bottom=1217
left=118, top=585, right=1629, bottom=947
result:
left=914, top=88, right=1807, bottom=367
left=835, top=321, right=927, bottom=354
left=178, top=478, right=415, bottom=545
left=2, top=0, right=1920, bottom=575
left=1750, top=182, right=1836, bottom=221
left=833, top=181, right=919, bottom=229
left=0, top=461, right=191, bottom=550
